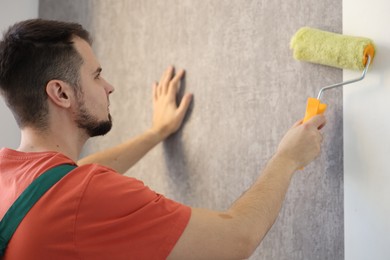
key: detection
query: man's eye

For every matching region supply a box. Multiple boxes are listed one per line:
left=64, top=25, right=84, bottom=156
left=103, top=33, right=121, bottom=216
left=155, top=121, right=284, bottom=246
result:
left=95, top=73, right=101, bottom=79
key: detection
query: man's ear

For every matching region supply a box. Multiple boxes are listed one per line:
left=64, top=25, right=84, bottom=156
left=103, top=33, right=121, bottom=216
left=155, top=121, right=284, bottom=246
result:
left=46, top=80, right=74, bottom=108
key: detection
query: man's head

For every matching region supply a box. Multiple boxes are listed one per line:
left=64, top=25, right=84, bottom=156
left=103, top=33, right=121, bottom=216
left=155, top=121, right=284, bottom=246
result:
left=0, top=19, right=113, bottom=136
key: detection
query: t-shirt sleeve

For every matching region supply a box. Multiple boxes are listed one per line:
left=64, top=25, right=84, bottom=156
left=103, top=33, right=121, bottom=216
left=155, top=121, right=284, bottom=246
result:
left=74, top=165, right=191, bottom=259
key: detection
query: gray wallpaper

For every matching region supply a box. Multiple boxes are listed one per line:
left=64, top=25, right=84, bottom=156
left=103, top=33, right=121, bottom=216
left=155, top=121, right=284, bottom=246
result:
left=40, top=1, right=343, bottom=259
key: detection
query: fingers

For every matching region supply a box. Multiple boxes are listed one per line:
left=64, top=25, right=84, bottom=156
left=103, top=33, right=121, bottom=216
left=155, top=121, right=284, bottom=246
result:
left=304, top=114, right=326, bottom=130
left=159, top=66, right=174, bottom=93
left=169, top=69, right=185, bottom=95
left=155, top=66, right=185, bottom=97
left=305, top=115, right=325, bottom=146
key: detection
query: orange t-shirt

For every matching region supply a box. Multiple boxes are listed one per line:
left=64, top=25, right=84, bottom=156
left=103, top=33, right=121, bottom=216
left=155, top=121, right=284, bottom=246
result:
left=0, top=148, right=191, bottom=259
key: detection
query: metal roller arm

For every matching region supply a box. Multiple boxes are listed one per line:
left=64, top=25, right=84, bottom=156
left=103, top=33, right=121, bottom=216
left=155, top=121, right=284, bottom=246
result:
left=317, top=55, right=372, bottom=100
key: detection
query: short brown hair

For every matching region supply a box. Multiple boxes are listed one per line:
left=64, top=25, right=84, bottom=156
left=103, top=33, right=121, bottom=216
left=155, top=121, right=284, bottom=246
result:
left=0, top=19, right=91, bottom=129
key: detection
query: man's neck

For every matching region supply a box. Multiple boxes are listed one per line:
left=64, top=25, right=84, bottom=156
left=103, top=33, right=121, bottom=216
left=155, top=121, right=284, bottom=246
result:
left=18, top=126, right=87, bottom=162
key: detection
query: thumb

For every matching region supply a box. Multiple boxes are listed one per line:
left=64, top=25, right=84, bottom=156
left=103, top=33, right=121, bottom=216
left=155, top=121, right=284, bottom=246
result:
left=177, top=93, right=193, bottom=117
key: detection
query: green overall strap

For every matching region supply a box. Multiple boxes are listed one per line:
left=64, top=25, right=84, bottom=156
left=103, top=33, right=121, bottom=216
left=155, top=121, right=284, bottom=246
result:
left=0, top=164, right=77, bottom=256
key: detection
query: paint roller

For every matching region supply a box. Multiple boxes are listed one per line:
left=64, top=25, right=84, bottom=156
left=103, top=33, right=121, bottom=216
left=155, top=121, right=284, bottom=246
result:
left=290, top=27, right=376, bottom=122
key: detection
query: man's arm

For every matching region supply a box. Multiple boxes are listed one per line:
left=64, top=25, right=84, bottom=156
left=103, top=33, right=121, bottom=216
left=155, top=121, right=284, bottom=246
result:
left=168, top=115, right=326, bottom=259
left=78, top=66, right=192, bottom=174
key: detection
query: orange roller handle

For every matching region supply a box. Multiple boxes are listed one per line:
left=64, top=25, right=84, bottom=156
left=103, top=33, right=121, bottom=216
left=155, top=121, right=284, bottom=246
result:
left=303, top=97, right=327, bottom=123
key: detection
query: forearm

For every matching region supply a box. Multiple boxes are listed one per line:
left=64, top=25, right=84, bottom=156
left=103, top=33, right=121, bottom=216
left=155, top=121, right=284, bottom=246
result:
left=77, top=129, right=163, bottom=174
left=170, top=116, right=325, bottom=259
left=170, top=155, right=298, bottom=259
left=227, top=154, right=297, bottom=252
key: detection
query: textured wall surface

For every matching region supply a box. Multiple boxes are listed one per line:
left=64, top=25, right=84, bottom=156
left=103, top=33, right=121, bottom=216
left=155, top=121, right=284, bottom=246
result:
left=40, top=1, right=343, bottom=259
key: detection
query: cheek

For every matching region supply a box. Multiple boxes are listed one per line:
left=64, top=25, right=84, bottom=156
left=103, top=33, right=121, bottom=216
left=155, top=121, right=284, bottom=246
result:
left=84, top=83, right=103, bottom=100
left=80, top=80, right=108, bottom=107
left=92, top=88, right=109, bottom=110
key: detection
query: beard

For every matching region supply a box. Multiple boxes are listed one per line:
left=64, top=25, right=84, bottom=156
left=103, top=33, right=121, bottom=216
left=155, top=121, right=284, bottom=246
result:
left=75, top=100, right=113, bottom=137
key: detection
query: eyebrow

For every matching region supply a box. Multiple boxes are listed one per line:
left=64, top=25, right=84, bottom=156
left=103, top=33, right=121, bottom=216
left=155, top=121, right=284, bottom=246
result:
left=92, top=67, right=102, bottom=76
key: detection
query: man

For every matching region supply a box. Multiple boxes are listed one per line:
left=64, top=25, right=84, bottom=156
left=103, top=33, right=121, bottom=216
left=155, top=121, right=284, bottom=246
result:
left=0, top=19, right=325, bottom=259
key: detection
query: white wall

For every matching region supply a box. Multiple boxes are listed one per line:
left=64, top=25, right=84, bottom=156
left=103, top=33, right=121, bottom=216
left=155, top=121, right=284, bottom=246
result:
left=344, top=0, right=390, bottom=259
left=0, top=0, right=39, bottom=148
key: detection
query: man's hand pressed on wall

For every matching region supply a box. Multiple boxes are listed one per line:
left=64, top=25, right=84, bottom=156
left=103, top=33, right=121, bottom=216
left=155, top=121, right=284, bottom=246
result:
left=150, top=66, right=193, bottom=141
